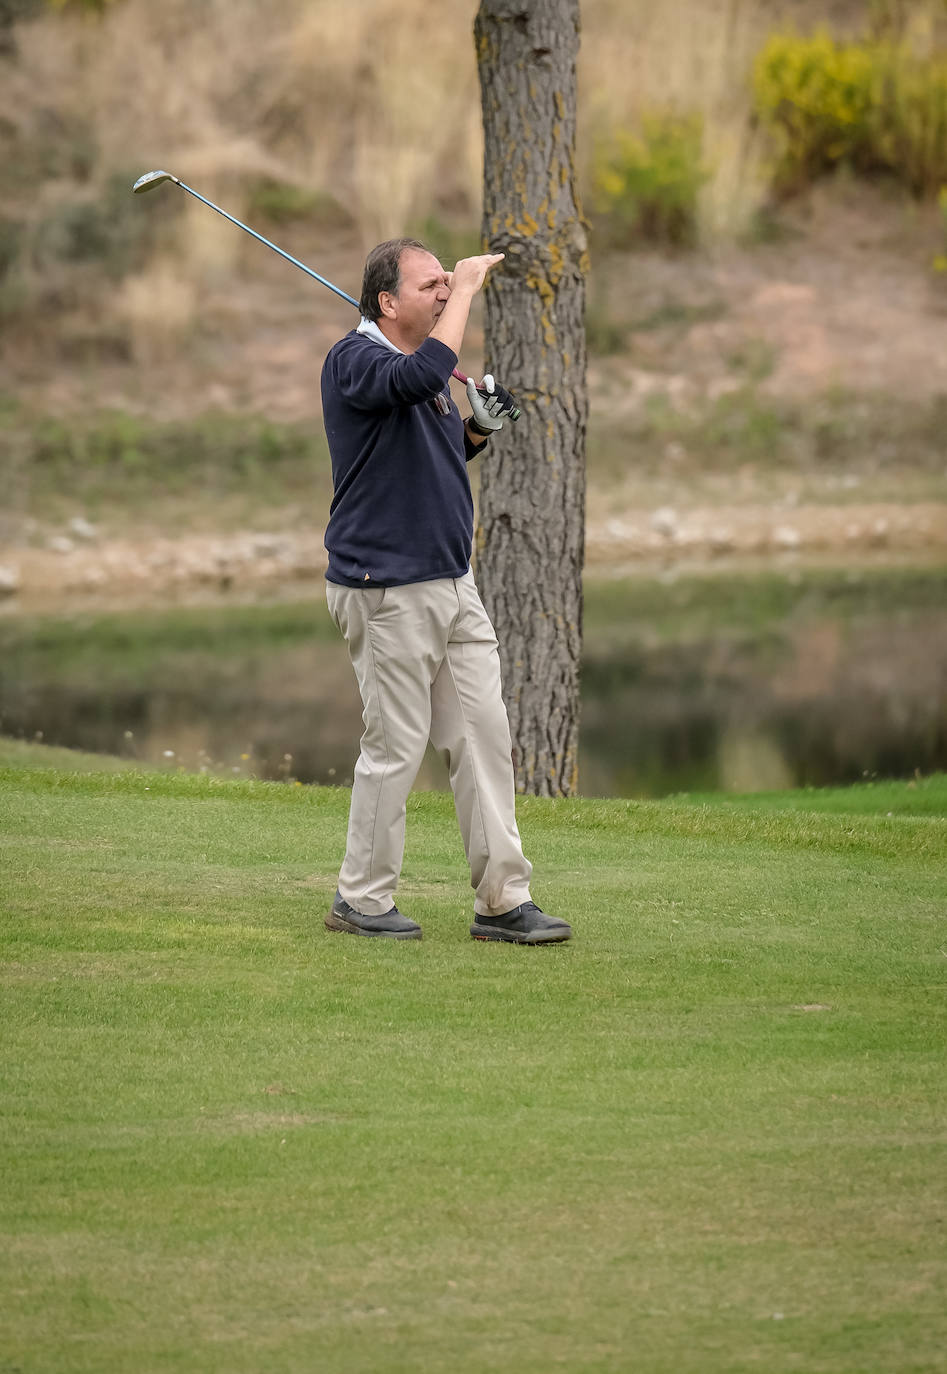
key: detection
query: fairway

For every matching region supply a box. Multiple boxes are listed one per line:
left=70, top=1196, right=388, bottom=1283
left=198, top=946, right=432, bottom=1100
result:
left=1, top=744, right=945, bottom=1373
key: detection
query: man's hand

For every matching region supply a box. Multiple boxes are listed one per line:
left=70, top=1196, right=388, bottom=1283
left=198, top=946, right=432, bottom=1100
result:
left=466, top=374, right=518, bottom=435
left=431, top=253, right=504, bottom=357
left=447, top=253, right=505, bottom=298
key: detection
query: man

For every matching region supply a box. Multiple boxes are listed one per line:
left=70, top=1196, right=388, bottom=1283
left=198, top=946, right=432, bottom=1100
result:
left=321, top=237, right=571, bottom=945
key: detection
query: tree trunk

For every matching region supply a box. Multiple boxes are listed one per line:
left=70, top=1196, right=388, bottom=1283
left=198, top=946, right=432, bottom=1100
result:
left=474, top=0, right=588, bottom=797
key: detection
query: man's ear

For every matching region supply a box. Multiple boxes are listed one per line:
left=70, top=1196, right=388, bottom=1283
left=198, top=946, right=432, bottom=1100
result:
left=377, top=291, right=398, bottom=321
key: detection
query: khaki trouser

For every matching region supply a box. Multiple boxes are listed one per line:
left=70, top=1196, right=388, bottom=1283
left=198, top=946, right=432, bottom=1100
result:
left=326, top=571, right=532, bottom=917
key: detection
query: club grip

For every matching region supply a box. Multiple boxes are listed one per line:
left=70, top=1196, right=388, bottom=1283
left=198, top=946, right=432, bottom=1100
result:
left=476, top=384, right=521, bottom=423
left=451, top=367, right=521, bottom=422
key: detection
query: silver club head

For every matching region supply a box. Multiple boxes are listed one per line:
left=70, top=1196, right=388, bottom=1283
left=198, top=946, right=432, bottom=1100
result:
left=132, top=170, right=179, bottom=194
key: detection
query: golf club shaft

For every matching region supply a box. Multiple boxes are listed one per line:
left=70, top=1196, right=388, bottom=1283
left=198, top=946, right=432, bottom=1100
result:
left=173, top=178, right=360, bottom=309
left=159, top=176, right=514, bottom=410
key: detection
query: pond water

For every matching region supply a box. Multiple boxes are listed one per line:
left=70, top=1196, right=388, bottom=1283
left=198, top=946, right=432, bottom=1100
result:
left=1, top=568, right=945, bottom=797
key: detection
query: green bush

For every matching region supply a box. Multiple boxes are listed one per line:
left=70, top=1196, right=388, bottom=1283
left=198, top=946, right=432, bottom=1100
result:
left=0, top=111, right=97, bottom=195
left=245, top=178, right=350, bottom=227
left=754, top=30, right=947, bottom=197
left=26, top=411, right=327, bottom=480
left=31, top=169, right=178, bottom=278
left=934, top=185, right=947, bottom=273
left=410, top=215, right=481, bottom=267
left=584, top=296, right=630, bottom=356
left=45, top=0, right=120, bottom=13
left=0, top=0, right=43, bottom=32
left=6, top=409, right=335, bottom=519
left=0, top=217, right=23, bottom=278
left=590, top=112, right=706, bottom=248
left=878, top=48, right=947, bottom=196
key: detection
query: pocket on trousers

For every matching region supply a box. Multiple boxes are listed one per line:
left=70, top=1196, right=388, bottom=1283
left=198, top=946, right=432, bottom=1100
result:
left=365, top=587, right=387, bottom=619
left=327, top=583, right=385, bottom=634
left=326, top=582, right=342, bottom=630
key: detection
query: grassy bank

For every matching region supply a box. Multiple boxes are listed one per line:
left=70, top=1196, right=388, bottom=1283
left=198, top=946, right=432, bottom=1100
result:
left=1, top=745, right=945, bottom=1372
left=3, top=565, right=944, bottom=679
left=2, top=382, right=946, bottom=538
left=0, top=405, right=336, bottom=536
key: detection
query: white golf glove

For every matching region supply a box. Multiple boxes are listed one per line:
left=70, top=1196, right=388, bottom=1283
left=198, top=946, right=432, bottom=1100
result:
left=465, top=374, right=517, bottom=435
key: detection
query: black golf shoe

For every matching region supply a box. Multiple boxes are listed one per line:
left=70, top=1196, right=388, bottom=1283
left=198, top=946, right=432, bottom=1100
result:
left=326, top=891, right=422, bottom=940
left=470, top=901, right=571, bottom=945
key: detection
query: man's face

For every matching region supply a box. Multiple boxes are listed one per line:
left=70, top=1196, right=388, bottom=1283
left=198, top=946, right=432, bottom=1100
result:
left=381, top=248, right=450, bottom=346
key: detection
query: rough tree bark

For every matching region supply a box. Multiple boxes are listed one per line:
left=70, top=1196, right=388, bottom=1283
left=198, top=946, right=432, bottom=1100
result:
left=474, top=0, right=588, bottom=797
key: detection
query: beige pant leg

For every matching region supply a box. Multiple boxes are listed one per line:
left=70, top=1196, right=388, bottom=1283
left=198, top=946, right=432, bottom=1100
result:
left=429, top=573, right=533, bottom=917
left=327, top=580, right=453, bottom=915
left=328, top=574, right=532, bottom=918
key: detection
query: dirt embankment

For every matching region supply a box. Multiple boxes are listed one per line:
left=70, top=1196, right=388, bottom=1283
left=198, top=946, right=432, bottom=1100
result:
left=0, top=499, right=944, bottom=612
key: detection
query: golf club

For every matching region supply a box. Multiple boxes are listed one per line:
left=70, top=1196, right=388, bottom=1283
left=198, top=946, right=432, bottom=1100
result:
left=132, top=170, right=520, bottom=419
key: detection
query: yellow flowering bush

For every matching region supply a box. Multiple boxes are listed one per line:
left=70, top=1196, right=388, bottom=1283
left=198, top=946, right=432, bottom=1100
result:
left=754, top=30, right=947, bottom=197
left=590, top=112, right=706, bottom=247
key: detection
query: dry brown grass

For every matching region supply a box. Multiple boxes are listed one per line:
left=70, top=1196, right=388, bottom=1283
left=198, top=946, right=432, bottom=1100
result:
left=578, top=0, right=772, bottom=237
left=2, top=0, right=833, bottom=253
left=1, top=0, right=942, bottom=367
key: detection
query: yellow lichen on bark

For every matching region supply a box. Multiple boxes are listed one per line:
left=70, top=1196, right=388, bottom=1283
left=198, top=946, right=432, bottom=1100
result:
left=547, top=240, right=565, bottom=284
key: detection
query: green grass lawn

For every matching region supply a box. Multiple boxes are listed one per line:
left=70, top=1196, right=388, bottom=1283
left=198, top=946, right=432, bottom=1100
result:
left=1, top=743, right=945, bottom=1373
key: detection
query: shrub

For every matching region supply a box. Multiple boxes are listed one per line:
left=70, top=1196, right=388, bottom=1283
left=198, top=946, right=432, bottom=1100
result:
left=45, top=0, right=120, bottom=13
left=6, top=409, right=335, bottom=520
left=31, top=169, right=177, bottom=278
left=876, top=48, right=947, bottom=197
left=934, top=185, right=947, bottom=273
left=754, top=30, right=947, bottom=198
left=245, top=178, right=350, bottom=228
left=590, top=112, right=706, bottom=248
left=26, top=411, right=328, bottom=481
left=0, top=217, right=23, bottom=278
left=409, top=215, right=481, bottom=267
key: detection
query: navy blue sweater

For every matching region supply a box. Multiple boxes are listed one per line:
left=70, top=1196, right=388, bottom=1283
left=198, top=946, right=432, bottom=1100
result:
left=322, top=331, right=483, bottom=587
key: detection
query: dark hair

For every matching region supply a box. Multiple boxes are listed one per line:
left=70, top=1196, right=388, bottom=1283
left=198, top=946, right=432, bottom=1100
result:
left=359, top=237, right=429, bottom=320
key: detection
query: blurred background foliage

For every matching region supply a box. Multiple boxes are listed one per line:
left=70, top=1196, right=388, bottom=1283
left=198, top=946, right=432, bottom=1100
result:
left=0, top=0, right=945, bottom=504
left=1, top=0, right=945, bottom=281
left=754, top=28, right=947, bottom=196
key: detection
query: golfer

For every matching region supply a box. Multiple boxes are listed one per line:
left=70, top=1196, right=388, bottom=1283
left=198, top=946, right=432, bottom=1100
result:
left=321, top=238, right=571, bottom=945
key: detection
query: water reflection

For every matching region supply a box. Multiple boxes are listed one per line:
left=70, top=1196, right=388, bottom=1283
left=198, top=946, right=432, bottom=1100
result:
left=2, top=569, right=945, bottom=797
left=580, top=606, right=947, bottom=794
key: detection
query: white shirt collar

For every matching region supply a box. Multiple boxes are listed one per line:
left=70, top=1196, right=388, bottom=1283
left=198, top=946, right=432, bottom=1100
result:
left=357, top=317, right=403, bottom=355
